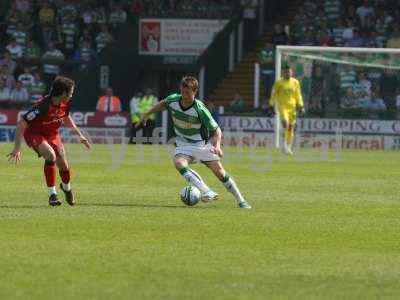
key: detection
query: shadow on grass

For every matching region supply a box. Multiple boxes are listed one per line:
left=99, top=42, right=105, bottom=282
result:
left=0, top=203, right=215, bottom=209
left=0, top=205, right=45, bottom=209
left=77, top=202, right=215, bottom=209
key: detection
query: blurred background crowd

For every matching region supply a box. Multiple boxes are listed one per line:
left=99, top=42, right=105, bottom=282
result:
left=0, top=0, right=399, bottom=120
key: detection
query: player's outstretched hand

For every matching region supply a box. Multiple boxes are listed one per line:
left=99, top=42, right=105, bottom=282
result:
left=266, top=106, right=275, bottom=117
left=299, top=107, right=306, bottom=116
left=137, top=113, right=148, bottom=128
left=80, top=135, right=91, bottom=149
left=211, top=145, right=224, bottom=158
left=7, top=149, right=21, bottom=164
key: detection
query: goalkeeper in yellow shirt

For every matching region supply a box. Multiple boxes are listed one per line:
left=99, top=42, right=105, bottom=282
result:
left=269, top=65, right=305, bottom=155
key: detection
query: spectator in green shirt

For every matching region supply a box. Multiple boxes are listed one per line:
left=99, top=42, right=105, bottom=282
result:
left=259, top=41, right=275, bottom=100
left=24, top=39, right=41, bottom=62
left=230, top=93, right=246, bottom=113
left=27, top=72, right=46, bottom=102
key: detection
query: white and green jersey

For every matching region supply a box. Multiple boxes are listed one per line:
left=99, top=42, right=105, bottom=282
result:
left=165, top=93, right=218, bottom=147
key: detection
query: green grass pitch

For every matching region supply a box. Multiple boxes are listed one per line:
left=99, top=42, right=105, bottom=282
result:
left=0, top=144, right=399, bottom=299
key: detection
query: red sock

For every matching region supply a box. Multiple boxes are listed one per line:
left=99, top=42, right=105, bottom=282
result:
left=44, top=160, right=56, bottom=187
left=59, top=169, right=71, bottom=184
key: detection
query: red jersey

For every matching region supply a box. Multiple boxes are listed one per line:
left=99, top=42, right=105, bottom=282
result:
left=23, top=95, right=70, bottom=137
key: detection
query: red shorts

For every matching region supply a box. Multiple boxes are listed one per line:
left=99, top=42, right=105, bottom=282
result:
left=24, top=133, right=63, bottom=158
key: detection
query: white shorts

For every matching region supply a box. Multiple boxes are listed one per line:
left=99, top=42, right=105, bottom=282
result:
left=174, top=143, right=220, bottom=163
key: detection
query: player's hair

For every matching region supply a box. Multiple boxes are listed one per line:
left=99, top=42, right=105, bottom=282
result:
left=50, top=76, right=75, bottom=97
left=180, top=76, right=198, bottom=92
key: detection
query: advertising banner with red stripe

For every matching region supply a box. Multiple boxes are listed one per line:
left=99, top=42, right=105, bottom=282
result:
left=0, top=110, right=130, bottom=127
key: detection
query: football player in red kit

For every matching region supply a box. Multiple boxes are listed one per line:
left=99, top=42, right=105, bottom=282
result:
left=7, top=76, right=90, bottom=206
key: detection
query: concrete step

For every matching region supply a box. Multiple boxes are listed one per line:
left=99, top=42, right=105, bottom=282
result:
left=210, top=0, right=300, bottom=107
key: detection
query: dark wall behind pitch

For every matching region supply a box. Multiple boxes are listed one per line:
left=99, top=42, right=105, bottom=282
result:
left=72, top=22, right=143, bottom=111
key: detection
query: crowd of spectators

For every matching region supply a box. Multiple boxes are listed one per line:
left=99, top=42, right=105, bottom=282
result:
left=0, top=0, right=238, bottom=109
left=290, top=0, right=400, bottom=48
left=259, top=0, right=400, bottom=118
left=130, top=0, right=235, bottom=19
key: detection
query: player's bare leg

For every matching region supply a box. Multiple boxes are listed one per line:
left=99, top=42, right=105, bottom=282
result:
left=204, top=160, right=251, bottom=209
left=37, top=142, right=61, bottom=206
left=281, top=119, right=292, bottom=155
left=281, top=119, right=288, bottom=154
left=174, top=154, right=217, bottom=202
left=286, top=123, right=295, bottom=155
left=56, top=145, right=74, bottom=205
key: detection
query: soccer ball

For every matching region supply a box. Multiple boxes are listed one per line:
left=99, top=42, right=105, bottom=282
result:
left=180, top=186, right=201, bottom=206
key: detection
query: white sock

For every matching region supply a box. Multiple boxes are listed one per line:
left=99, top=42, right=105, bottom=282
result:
left=283, top=142, right=288, bottom=152
left=62, top=182, right=71, bottom=191
left=180, top=167, right=210, bottom=193
left=48, top=186, right=57, bottom=196
left=223, top=175, right=245, bottom=204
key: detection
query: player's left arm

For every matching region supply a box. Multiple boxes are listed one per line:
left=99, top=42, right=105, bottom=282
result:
left=212, top=127, right=223, bottom=158
left=295, top=79, right=305, bottom=115
left=63, top=115, right=91, bottom=149
left=200, top=104, right=223, bottom=157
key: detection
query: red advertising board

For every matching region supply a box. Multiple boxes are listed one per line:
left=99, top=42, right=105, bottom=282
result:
left=0, top=110, right=130, bottom=127
left=0, top=109, right=18, bottom=125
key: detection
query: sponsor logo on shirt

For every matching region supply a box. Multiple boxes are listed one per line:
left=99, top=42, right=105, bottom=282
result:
left=26, top=109, right=39, bottom=121
left=43, top=117, right=64, bottom=125
left=172, top=111, right=198, bottom=123
left=173, top=117, right=192, bottom=129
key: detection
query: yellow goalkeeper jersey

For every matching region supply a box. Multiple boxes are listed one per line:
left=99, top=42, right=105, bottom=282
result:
left=269, top=77, right=303, bottom=111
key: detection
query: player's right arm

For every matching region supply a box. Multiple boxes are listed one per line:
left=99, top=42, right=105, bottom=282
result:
left=267, top=81, right=279, bottom=116
left=7, top=118, right=28, bottom=163
left=8, top=101, right=48, bottom=163
left=139, top=100, right=167, bottom=126
left=269, top=81, right=279, bottom=108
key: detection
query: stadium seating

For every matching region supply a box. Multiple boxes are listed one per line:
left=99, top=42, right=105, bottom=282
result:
left=209, top=0, right=400, bottom=119
left=2, top=0, right=398, bottom=119
left=0, top=0, right=238, bottom=108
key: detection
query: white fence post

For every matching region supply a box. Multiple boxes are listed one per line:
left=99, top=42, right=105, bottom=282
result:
left=274, top=48, right=282, bottom=149
left=254, top=62, right=260, bottom=108
left=199, top=66, right=205, bottom=100
left=229, top=32, right=235, bottom=72
left=258, top=0, right=265, bottom=36
left=238, top=21, right=244, bottom=62
left=162, top=110, right=168, bottom=144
